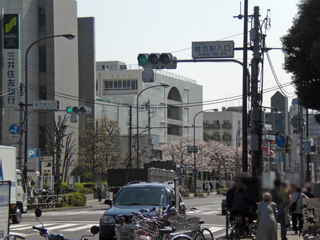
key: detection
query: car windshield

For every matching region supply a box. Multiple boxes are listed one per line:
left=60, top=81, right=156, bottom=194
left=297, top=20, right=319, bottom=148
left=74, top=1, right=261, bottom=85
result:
left=114, top=187, right=168, bottom=206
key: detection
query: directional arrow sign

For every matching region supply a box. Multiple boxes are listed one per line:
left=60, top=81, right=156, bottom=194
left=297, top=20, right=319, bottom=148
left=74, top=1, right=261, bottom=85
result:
left=9, top=124, right=20, bottom=135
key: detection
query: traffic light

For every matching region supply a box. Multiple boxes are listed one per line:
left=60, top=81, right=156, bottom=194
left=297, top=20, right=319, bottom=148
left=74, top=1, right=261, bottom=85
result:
left=138, top=53, right=177, bottom=82
left=66, top=106, right=92, bottom=123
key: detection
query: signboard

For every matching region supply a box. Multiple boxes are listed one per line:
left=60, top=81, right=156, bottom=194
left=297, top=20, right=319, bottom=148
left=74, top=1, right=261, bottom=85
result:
left=275, top=135, right=286, bottom=148
left=27, top=148, right=37, bottom=162
left=3, top=14, right=20, bottom=108
left=192, top=168, right=198, bottom=174
left=192, top=41, right=234, bottom=59
left=8, top=124, right=20, bottom=141
left=40, top=156, right=53, bottom=162
left=279, top=157, right=284, bottom=162
left=33, top=100, right=59, bottom=110
left=0, top=181, right=11, bottom=240
left=187, top=146, right=198, bottom=153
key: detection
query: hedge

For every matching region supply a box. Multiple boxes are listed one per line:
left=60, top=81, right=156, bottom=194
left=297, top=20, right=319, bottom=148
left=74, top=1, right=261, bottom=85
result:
left=61, top=182, right=84, bottom=190
left=79, top=187, right=94, bottom=194
left=60, top=192, right=86, bottom=207
left=217, top=188, right=229, bottom=195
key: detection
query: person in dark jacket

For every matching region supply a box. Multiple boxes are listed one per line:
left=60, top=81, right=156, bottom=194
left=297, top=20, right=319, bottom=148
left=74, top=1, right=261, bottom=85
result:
left=226, top=178, right=242, bottom=210
left=304, top=184, right=315, bottom=198
left=216, top=182, right=220, bottom=190
left=231, top=185, right=257, bottom=224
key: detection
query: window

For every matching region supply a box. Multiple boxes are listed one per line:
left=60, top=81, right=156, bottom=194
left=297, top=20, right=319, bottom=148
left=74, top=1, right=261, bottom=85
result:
left=160, top=104, right=165, bottom=118
left=39, top=86, right=47, bottom=100
left=16, top=173, right=26, bottom=192
left=39, top=47, right=46, bottom=72
left=39, top=126, right=47, bottom=151
left=184, top=108, right=189, bottom=121
left=38, top=8, right=46, bottom=32
left=96, top=80, right=98, bottom=92
left=183, top=90, right=189, bottom=103
left=132, top=80, right=137, bottom=90
left=104, top=80, right=137, bottom=91
left=160, top=123, right=165, bottom=137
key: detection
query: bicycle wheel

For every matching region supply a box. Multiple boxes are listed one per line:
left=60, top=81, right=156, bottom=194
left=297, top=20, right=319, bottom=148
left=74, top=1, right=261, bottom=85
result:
left=194, top=229, right=206, bottom=240
left=171, top=235, right=193, bottom=240
left=249, top=221, right=259, bottom=240
left=230, top=225, right=241, bottom=240
left=201, top=228, right=214, bottom=240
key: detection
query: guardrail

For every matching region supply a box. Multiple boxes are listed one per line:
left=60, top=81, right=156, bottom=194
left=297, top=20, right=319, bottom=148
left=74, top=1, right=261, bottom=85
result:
left=27, top=194, right=64, bottom=209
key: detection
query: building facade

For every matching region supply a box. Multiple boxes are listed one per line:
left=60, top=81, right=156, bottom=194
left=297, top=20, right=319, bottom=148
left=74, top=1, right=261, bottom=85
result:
left=95, top=61, right=203, bottom=164
left=203, top=107, right=242, bottom=148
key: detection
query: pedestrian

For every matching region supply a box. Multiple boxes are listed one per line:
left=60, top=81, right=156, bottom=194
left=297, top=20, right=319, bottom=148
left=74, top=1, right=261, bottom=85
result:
left=209, top=182, right=213, bottom=192
left=216, top=181, right=220, bottom=190
left=230, top=185, right=257, bottom=226
left=256, top=192, right=277, bottom=240
left=95, top=179, right=105, bottom=202
left=271, top=179, right=289, bottom=240
left=226, top=178, right=242, bottom=210
left=205, top=183, right=210, bottom=195
left=291, top=187, right=308, bottom=234
left=304, top=184, right=315, bottom=198
left=203, top=182, right=206, bottom=191
left=282, top=182, right=291, bottom=228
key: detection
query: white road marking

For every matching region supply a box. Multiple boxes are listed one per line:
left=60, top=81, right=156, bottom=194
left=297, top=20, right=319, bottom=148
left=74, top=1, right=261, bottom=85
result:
left=10, top=223, right=55, bottom=230
left=46, top=223, right=78, bottom=230
left=208, top=227, right=224, bottom=233
left=62, top=224, right=94, bottom=232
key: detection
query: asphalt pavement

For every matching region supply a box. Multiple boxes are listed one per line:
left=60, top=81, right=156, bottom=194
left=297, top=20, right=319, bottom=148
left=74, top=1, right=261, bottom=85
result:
left=9, top=193, right=226, bottom=240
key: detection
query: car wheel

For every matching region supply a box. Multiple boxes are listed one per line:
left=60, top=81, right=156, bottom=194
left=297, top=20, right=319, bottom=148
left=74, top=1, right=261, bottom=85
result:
left=12, top=205, right=22, bottom=224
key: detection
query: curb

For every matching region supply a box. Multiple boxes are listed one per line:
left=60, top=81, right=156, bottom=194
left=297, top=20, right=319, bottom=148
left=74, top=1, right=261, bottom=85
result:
left=37, top=205, right=92, bottom=212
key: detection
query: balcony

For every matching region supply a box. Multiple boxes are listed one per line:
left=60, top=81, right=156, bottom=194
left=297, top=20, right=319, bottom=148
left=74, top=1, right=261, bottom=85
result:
left=203, top=134, right=210, bottom=141
left=222, top=135, right=231, bottom=141
left=204, top=123, right=210, bottom=129
left=222, top=123, right=232, bottom=129
left=211, top=124, right=220, bottom=129
left=211, top=135, right=220, bottom=141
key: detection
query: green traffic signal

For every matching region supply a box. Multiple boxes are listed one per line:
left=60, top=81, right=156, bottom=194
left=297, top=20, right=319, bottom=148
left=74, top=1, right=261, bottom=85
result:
left=66, top=106, right=73, bottom=113
left=138, top=54, right=148, bottom=66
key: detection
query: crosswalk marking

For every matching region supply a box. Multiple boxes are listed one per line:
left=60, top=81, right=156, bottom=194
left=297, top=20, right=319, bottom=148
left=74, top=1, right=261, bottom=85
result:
left=8, top=232, right=28, bottom=237
left=208, top=227, right=224, bottom=233
left=10, top=223, right=55, bottom=231
left=9, top=223, right=36, bottom=229
left=46, top=223, right=78, bottom=231
left=61, top=224, right=94, bottom=232
left=39, top=210, right=105, bottom=216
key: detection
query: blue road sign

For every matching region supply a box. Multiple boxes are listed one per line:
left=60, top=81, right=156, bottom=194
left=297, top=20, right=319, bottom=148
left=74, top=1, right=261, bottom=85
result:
left=279, top=157, right=284, bottom=162
left=193, top=168, right=198, bottom=174
left=184, top=164, right=188, bottom=167
left=275, top=135, right=286, bottom=148
left=9, top=124, right=20, bottom=135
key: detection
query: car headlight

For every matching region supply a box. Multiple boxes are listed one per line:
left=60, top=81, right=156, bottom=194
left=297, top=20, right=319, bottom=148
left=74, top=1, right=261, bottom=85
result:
left=101, top=215, right=114, bottom=223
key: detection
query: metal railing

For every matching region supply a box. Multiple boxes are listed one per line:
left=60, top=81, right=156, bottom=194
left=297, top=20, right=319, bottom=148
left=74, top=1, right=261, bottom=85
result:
left=27, top=194, right=64, bottom=209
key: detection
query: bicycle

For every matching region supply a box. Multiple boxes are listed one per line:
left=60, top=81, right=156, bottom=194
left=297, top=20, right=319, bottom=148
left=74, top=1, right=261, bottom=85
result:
left=249, top=220, right=259, bottom=240
left=230, top=214, right=251, bottom=240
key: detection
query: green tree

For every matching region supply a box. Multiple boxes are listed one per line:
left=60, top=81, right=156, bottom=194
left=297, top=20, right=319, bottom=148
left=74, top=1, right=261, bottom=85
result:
left=281, top=0, right=320, bottom=110
left=78, top=117, right=123, bottom=181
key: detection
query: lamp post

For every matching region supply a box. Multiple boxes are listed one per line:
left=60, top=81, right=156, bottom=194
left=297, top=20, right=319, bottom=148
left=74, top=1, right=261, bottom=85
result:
left=23, top=34, right=75, bottom=182
left=193, top=109, right=217, bottom=193
left=136, top=83, right=170, bottom=168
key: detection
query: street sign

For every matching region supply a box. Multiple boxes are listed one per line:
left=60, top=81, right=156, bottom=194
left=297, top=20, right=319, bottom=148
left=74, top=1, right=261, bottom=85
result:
left=27, top=148, right=36, bottom=162
left=40, top=156, right=53, bottom=162
left=33, top=100, right=59, bottom=110
left=275, top=135, right=286, bottom=148
left=184, top=164, right=188, bottom=167
left=187, top=146, right=198, bottom=153
left=9, top=124, right=20, bottom=135
left=192, top=41, right=234, bottom=59
left=279, top=157, right=284, bottom=162
left=192, top=168, right=198, bottom=174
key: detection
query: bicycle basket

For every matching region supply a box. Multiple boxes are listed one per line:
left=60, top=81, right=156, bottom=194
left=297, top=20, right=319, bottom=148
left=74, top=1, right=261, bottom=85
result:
left=168, top=215, right=200, bottom=232
left=114, top=224, right=134, bottom=240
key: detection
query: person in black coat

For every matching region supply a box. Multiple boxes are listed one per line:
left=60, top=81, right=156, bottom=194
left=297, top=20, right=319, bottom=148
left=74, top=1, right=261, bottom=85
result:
left=226, top=178, right=242, bottom=210
left=230, top=185, right=257, bottom=224
left=304, top=184, right=315, bottom=198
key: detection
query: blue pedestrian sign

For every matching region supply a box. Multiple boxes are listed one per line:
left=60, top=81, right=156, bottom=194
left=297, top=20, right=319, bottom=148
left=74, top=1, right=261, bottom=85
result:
left=193, top=168, right=198, bottom=174
left=9, top=124, right=20, bottom=135
left=279, top=157, right=284, bottom=162
left=184, top=164, right=188, bottom=167
left=275, top=135, right=286, bottom=148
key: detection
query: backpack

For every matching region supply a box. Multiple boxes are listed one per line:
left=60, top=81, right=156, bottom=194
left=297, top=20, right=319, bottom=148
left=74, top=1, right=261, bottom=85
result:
left=270, top=188, right=280, bottom=204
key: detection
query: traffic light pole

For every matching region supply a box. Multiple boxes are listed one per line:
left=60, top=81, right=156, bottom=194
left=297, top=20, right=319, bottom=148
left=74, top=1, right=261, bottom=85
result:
left=129, top=105, right=132, bottom=168
left=306, top=109, right=311, bottom=182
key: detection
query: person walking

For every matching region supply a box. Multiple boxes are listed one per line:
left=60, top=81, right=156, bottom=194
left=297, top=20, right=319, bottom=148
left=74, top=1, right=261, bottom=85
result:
left=304, top=184, right=315, bottom=198
left=216, top=181, right=220, bottom=190
left=291, top=187, right=308, bottom=234
left=205, top=183, right=210, bottom=195
left=256, top=192, right=277, bottom=240
left=95, top=179, right=105, bottom=202
left=271, top=179, right=289, bottom=240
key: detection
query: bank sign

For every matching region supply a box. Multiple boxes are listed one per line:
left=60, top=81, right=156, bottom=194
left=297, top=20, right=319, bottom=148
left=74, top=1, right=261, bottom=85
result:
left=3, top=14, right=21, bottom=108
left=192, top=41, right=234, bottom=59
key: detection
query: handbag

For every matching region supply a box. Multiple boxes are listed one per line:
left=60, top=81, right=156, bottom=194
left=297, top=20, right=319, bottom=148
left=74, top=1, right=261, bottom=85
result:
left=289, top=193, right=301, bottom=212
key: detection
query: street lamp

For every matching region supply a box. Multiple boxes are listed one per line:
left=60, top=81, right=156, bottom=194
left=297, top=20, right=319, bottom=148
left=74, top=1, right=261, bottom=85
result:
left=23, top=34, right=75, bottom=181
left=193, top=108, right=217, bottom=193
left=136, top=83, right=170, bottom=168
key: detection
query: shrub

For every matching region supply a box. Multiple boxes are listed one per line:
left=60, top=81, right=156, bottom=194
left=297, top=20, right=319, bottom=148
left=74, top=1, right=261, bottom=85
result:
left=61, top=182, right=84, bottom=191
left=79, top=187, right=94, bottom=194
left=181, top=190, right=190, bottom=198
left=60, top=192, right=86, bottom=207
left=82, top=182, right=96, bottom=188
left=217, top=188, right=229, bottom=195
left=194, top=192, right=204, bottom=197
left=103, top=181, right=108, bottom=187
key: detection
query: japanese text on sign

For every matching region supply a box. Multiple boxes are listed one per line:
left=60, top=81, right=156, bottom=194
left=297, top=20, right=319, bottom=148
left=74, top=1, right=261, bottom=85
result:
left=192, top=41, right=234, bottom=59
left=33, top=100, right=59, bottom=110
left=3, top=51, right=19, bottom=107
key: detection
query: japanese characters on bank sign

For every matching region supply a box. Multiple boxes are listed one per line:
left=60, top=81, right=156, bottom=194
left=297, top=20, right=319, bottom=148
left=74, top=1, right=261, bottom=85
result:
left=3, top=14, right=21, bottom=108
left=192, top=41, right=234, bottom=59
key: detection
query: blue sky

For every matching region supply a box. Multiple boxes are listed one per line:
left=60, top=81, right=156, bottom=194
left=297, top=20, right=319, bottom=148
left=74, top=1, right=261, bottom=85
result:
left=77, top=0, right=299, bottom=110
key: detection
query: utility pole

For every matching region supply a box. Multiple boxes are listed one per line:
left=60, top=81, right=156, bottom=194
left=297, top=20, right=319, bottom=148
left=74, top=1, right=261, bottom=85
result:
left=250, top=6, right=262, bottom=177
left=18, top=83, right=24, bottom=170
left=242, top=0, right=249, bottom=172
left=299, top=102, right=304, bottom=186
left=129, top=105, right=132, bottom=168
left=306, top=108, right=311, bottom=182
left=147, top=100, right=151, bottom=135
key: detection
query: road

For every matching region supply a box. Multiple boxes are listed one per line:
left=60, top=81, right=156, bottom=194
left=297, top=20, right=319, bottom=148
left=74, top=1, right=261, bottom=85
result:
left=9, top=194, right=225, bottom=240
